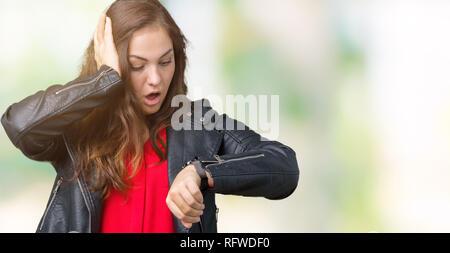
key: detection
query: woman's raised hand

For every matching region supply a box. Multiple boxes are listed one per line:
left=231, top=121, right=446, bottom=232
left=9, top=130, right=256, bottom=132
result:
left=94, top=13, right=121, bottom=77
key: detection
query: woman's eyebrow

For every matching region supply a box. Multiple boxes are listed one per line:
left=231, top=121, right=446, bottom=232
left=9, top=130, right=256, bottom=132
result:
left=129, top=48, right=174, bottom=61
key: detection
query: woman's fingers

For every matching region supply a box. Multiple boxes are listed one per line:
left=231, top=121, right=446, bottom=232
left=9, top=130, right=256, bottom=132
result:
left=172, top=188, right=203, bottom=217
left=166, top=198, right=201, bottom=226
left=166, top=166, right=206, bottom=227
left=94, top=14, right=106, bottom=70
left=92, top=13, right=121, bottom=75
left=96, top=13, right=106, bottom=45
left=105, top=17, right=114, bottom=41
left=181, top=221, right=193, bottom=229
left=167, top=200, right=194, bottom=229
left=180, top=187, right=204, bottom=212
left=186, top=180, right=204, bottom=205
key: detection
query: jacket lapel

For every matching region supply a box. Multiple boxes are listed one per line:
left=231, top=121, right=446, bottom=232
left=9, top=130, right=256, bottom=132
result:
left=62, top=99, right=224, bottom=233
left=166, top=114, right=223, bottom=233
left=166, top=125, right=188, bottom=233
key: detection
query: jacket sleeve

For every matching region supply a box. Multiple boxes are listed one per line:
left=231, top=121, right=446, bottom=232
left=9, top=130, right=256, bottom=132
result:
left=203, top=112, right=300, bottom=200
left=1, top=65, right=122, bottom=163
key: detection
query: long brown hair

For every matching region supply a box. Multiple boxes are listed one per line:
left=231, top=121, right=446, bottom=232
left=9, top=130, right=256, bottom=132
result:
left=71, top=0, right=188, bottom=199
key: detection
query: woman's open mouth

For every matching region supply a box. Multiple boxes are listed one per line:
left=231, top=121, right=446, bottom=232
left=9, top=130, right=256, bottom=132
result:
left=144, top=92, right=161, bottom=106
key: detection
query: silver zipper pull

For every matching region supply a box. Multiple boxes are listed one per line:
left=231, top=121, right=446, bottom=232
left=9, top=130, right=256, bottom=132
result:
left=216, top=207, right=219, bottom=223
left=54, top=177, right=63, bottom=194
left=214, top=155, right=225, bottom=163
left=40, top=176, right=64, bottom=231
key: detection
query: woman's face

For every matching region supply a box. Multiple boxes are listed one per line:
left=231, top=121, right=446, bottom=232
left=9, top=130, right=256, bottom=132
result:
left=128, top=25, right=175, bottom=115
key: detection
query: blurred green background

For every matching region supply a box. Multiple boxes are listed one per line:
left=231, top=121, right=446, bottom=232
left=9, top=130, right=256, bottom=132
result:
left=1, top=0, right=450, bottom=232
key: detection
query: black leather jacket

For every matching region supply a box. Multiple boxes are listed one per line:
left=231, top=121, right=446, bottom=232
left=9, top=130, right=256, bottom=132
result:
left=1, top=65, right=300, bottom=233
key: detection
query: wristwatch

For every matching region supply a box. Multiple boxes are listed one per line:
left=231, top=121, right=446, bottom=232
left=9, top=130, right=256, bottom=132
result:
left=183, top=157, right=210, bottom=191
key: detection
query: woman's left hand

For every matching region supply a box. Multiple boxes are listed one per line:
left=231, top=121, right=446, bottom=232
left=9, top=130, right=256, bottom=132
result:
left=166, top=165, right=206, bottom=229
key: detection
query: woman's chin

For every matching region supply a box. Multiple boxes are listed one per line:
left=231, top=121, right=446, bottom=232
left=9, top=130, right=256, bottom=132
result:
left=143, top=104, right=161, bottom=116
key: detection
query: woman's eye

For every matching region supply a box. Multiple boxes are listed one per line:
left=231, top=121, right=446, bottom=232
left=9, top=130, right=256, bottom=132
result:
left=160, top=61, right=172, bottom=66
left=131, top=66, right=144, bottom=71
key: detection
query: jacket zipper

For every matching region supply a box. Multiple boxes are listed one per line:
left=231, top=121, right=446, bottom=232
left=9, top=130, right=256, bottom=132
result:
left=55, top=67, right=113, bottom=95
left=202, top=153, right=265, bottom=168
left=199, top=215, right=204, bottom=232
left=39, top=177, right=63, bottom=231
left=195, top=206, right=219, bottom=233
left=216, top=207, right=219, bottom=223
left=77, top=177, right=92, bottom=233
left=63, top=134, right=93, bottom=233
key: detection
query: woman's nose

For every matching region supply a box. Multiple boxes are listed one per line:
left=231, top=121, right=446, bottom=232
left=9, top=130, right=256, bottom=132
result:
left=145, top=66, right=161, bottom=86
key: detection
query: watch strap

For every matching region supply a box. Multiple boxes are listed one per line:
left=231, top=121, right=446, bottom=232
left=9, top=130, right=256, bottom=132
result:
left=184, top=157, right=209, bottom=191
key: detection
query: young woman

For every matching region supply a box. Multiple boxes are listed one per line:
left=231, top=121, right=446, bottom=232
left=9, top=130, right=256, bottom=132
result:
left=1, top=0, right=299, bottom=233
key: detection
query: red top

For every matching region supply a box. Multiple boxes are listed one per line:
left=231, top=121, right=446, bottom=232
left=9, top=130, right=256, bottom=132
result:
left=100, top=128, right=175, bottom=233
